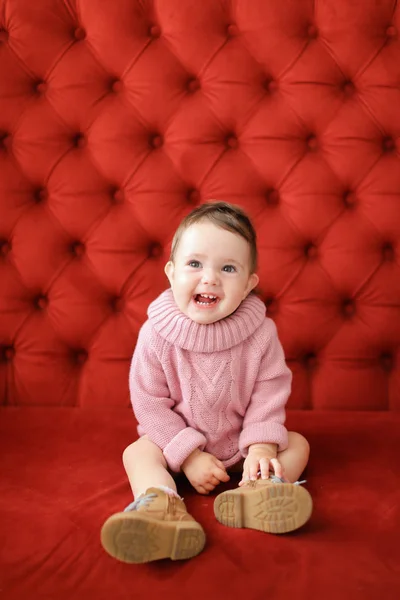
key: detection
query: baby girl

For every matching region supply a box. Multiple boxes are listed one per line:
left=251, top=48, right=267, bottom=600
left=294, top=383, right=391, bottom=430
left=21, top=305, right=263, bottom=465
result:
left=101, top=201, right=312, bottom=563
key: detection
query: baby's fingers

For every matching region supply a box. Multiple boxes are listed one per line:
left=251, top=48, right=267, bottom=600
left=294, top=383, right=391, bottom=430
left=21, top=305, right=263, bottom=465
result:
left=239, top=464, right=250, bottom=486
left=270, top=458, right=284, bottom=479
left=260, top=457, right=270, bottom=479
left=248, top=457, right=260, bottom=481
left=203, top=481, right=216, bottom=492
left=215, top=458, right=228, bottom=471
left=206, top=474, right=221, bottom=487
left=214, top=465, right=230, bottom=483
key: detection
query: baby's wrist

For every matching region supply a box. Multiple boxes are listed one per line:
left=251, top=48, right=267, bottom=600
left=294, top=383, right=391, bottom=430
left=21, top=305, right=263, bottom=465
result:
left=181, top=447, right=202, bottom=471
left=248, top=442, right=278, bottom=457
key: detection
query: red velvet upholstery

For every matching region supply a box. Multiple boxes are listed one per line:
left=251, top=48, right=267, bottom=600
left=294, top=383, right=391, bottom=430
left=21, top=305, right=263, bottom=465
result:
left=0, top=1, right=399, bottom=598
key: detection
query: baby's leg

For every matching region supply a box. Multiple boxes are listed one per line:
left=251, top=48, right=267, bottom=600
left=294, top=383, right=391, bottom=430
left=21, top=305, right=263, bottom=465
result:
left=101, top=436, right=205, bottom=563
left=277, top=431, right=310, bottom=483
left=122, top=436, right=177, bottom=498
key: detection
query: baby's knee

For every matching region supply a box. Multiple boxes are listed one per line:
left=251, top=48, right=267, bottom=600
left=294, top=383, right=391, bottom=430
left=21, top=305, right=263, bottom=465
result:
left=122, top=436, right=167, bottom=469
left=288, top=431, right=310, bottom=458
left=122, top=439, right=141, bottom=466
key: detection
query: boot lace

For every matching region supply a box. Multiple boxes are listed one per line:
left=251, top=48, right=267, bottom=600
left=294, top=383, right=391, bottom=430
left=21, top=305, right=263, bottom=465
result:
left=269, top=474, right=307, bottom=485
left=124, top=492, right=157, bottom=513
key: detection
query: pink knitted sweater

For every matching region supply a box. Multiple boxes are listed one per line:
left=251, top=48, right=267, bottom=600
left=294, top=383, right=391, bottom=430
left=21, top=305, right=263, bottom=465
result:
left=129, top=289, right=291, bottom=472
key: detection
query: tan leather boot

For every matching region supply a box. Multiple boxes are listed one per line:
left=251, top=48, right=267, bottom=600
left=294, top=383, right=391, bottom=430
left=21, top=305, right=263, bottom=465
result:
left=101, top=488, right=206, bottom=563
left=214, top=477, right=312, bottom=534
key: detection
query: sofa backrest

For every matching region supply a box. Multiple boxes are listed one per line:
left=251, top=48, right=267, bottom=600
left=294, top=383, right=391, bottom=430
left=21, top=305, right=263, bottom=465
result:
left=0, top=1, right=399, bottom=410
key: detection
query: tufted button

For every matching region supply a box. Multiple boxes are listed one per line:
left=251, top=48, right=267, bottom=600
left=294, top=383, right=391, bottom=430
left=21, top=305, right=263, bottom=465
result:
left=265, top=297, right=278, bottom=314
left=1, top=240, right=11, bottom=256
left=307, top=135, right=318, bottom=151
left=75, top=350, right=88, bottom=365
left=111, top=188, right=124, bottom=203
left=71, top=242, right=85, bottom=257
left=35, top=81, right=47, bottom=95
left=382, top=242, right=394, bottom=261
left=35, top=295, right=48, bottom=310
left=0, top=132, right=11, bottom=150
left=266, top=189, right=279, bottom=205
left=4, top=346, right=15, bottom=361
left=34, top=188, right=48, bottom=203
left=264, top=78, right=278, bottom=93
left=386, top=25, right=397, bottom=38
left=307, top=25, right=318, bottom=39
left=149, top=25, right=161, bottom=38
left=383, top=137, right=395, bottom=152
left=304, top=353, right=318, bottom=369
left=342, top=81, right=355, bottom=96
left=343, top=190, right=356, bottom=208
left=111, top=296, right=123, bottom=312
left=187, top=189, right=200, bottom=204
left=305, top=243, right=317, bottom=259
left=380, top=352, right=394, bottom=371
left=73, top=133, right=86, bottom=149
left=342, top=299, right=356, bottom=318
left=0, top=29, right=9, bottom=42
left=111, top=79, right=123, bottom=93
left=74, top=27, right=86, bottom=41
left=187, top=78, right=200, bottom=93
left=148, top=243, right=163, bottom=259
left=149, top=134, right=163, bottom=149
left=227, top=24, right=239, bottom=37
left=226, top=135, right=238, bottom=149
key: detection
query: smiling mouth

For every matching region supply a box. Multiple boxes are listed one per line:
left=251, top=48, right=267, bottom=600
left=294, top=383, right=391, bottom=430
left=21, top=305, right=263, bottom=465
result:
left=194, top=293, right=219, bottom=306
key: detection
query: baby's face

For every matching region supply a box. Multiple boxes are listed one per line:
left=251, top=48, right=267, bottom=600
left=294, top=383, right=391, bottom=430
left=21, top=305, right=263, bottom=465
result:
left=165, top=221, right=259, bottom=324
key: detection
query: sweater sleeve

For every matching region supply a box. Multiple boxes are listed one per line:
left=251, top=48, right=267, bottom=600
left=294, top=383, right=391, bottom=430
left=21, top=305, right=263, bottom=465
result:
left=129, top=322, right=207, bottom=472
left=239, top=320, right=291, bottom=456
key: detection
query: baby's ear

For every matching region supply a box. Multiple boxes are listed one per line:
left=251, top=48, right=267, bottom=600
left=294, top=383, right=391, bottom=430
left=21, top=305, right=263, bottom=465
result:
left=244, top=272, right=259, bottom=298
left=164, top=261, right=174, bottom=284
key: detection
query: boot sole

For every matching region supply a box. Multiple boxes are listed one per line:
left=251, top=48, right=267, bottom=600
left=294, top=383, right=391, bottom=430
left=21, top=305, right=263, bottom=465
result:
left=214, top=483, right=313, bottom=534
left=101, top=512, right=206, bottom=563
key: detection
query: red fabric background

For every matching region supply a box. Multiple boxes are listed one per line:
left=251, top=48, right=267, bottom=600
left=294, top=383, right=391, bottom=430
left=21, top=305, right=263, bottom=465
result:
left=0, top=0, right=399, bottom=598
left=1, top=0, right=399, bottom=410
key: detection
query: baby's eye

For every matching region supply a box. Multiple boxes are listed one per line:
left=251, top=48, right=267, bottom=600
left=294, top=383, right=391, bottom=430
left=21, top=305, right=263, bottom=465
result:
left=188, top=260, right=201, bottom=268
left=222, top=265, right=236, bottom=273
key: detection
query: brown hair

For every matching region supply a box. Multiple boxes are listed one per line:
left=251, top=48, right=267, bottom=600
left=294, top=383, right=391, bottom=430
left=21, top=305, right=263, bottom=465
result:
left=170, top=201, right=258, bottom=272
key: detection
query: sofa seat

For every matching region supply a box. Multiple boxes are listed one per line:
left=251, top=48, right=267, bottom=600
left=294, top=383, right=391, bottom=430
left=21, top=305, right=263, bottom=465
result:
left=1, top=408, right=399, bottom=600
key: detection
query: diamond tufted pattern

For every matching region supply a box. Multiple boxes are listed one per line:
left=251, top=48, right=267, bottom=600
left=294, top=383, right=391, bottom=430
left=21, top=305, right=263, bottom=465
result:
left=0, top=0, right=399, bottom=411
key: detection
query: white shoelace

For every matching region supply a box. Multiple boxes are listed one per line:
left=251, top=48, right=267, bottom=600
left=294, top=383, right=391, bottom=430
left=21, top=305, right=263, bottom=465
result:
left=124, top=492, right=157, bottom=513
left=269, top=474, right=307, bottom=485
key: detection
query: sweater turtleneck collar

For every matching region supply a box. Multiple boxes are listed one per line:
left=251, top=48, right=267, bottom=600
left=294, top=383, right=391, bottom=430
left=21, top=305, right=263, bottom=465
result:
left=147, top=288, right=266, bottom=352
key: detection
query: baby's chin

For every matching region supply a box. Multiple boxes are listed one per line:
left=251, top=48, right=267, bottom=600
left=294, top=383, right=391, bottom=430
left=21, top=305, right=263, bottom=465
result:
left=189, top=313, right=221, bottom=325
left=179, top=304, right=221, bottom=324
left=187, top=304, right=240, bottom=325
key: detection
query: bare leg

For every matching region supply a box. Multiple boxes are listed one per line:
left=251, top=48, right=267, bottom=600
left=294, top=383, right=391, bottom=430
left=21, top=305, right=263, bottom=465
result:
left=122, top=436, right=177, bottom=498
left=102, top=437, right=205, bottom=563
left=277, top=431, right=310, bottom=483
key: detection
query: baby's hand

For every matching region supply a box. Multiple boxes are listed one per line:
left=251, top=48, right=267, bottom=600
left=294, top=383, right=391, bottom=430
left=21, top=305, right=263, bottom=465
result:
left=181, top=449, right=230, bottom=495
left=239, top=443, right=284, bottom=486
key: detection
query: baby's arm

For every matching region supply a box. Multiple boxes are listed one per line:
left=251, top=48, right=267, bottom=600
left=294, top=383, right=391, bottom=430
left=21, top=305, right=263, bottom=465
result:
left=130, top=323, right=207, bottom=472
left=239, top=320, right=291, bottom=474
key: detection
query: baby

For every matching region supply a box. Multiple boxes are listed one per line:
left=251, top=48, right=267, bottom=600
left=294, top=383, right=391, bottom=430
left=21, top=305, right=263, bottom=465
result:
left=101, top=201, right=312, bottom=564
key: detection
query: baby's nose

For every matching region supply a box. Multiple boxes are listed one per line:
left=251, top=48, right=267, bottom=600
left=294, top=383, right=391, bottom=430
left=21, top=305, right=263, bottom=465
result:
left=201, top=269, right=218, bottom=284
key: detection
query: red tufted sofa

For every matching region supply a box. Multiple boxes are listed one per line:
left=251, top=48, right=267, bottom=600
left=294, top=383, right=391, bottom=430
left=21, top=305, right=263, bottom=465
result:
left=1, top=1, right=399, bottom=599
